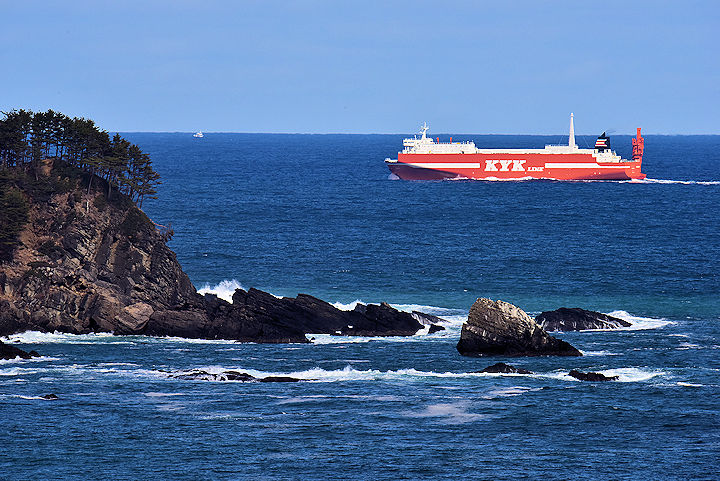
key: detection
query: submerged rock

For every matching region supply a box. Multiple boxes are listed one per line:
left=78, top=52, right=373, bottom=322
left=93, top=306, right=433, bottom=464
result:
left=477, top=362, right=534, bottom=374
left=456, top=298, right=582, bottom=357
left=170, top=370, right=302, bottom=383
left=0, top=340, right=39, bottom=360
left=568, top=369, right=619, bottom=382
left=427, top=324, right=445, bottom=334
left=258, top=376, right=301, bottom=383
left=535, top=308, right=631, bottom=331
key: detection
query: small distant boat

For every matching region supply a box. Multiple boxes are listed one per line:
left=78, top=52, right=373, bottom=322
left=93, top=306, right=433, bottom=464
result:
left=193, top=131, right=204, bottom=138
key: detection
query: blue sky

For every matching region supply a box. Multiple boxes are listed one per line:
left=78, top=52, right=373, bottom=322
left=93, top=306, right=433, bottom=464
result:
left=2, top=0, right=718, bottom=133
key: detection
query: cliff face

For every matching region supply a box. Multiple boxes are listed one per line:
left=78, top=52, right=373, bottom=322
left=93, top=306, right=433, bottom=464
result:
left=0, top=179, right=306, bottom=342
left=0, top=172, right=438, bottom=342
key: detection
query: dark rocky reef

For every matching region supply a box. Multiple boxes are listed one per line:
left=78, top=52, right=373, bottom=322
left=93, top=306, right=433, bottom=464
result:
left=0, top=340, right=39, bottom=360
left=0, top=172, right=443, bottom=343
left=477, top=362, right=534, bottom=374
left=169, top=370, right=302, bottom=382
left=535, top=308, right=631, bottom=331
left=568, top=369, right=619, bottom=382
left=456, top=298, right=582, bottom=357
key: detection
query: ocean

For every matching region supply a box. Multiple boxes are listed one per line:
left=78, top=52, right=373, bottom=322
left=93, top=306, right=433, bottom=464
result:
left=2, top=133, right=719, bottom=479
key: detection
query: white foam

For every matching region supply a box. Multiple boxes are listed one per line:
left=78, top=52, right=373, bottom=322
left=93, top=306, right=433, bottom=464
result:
left=2, top=331, right=134, bottom=345
left=0, top=356, right=59, bottom=364
left=605, top=310, right=674, bottom=330
left=2, top=330, right=239, bottom=346
left=330, top=300, right=467, bottom=326
left=486, top=386, right=535, bottom=397
left=676, top=382, right=703, bottom=388
left=0, top=367, right=38, bottom=376
left=548, top=367, right=665, bottom=383
left=144, top=392, right=186, bottom=398
left=159, top=365, right=494, bottom=383
left=628, top=178, right=720, bottom=185
left=197, top=279, right=244, bottom=302
left=406, top=402, right=485, bottom=424
left=331, top=299, right=364, bottom=311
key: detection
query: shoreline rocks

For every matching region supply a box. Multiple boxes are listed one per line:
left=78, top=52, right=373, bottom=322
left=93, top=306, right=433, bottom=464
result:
left=0, top=340, right=40, bottom=360
left=169, top=370, right=303, bottom=383
left=568, top=369, right=619, bottom=382
left=477, top=362, right=534, bottom=374
left=456, top=298, right=582, bottom=357
left=535, top=308, right=631, bottom=331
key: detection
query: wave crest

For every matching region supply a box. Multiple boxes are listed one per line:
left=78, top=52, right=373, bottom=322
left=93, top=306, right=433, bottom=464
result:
left=197, top=279, right=244, bottom=302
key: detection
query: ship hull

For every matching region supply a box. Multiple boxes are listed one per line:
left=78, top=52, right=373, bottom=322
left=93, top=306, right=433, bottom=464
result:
left=387, top=152, right=645, bottom=181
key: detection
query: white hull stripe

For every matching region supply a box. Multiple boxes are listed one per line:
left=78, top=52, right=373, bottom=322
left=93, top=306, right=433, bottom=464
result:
left=544, top=163, right=628, bottom=169
left=402, top=163, right=482, bottom=169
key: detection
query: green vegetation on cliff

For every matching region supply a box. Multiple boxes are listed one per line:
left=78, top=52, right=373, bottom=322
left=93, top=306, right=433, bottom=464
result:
left=0, top=109, right=160, bottom=206
left=0, top=109, right=162, bottom=263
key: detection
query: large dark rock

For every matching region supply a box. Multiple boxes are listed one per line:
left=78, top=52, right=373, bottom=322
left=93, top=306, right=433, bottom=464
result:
left=568, top=369, right=619, bottom=381
left=0, top=174, right=440, bottom=343
left=457, top=298, right=582, bottom=357
left=216, top=292, right=428, bottom=338
left=0, top=340, right=39, bottom=360
left=477, top=362, right=533, bottom=374
left=535, top=308, right=631, bottom=331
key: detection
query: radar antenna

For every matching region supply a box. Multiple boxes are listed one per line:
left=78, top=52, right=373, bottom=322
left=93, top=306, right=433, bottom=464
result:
left=419, top=122, right=429, bottom=140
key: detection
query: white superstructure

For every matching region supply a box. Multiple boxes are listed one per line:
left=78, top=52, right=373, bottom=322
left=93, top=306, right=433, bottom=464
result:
left=399, top=115, right=623, bottom=163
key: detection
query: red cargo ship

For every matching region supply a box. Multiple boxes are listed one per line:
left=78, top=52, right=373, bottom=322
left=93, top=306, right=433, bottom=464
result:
left=385, top=114, right=646, bottom=181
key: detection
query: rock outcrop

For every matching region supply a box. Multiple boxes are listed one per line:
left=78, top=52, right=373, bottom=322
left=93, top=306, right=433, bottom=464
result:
left=0, top=168, right=443, bottom=342
left=535, top=308, right=631, bottom=331
left=477, top=362, right=533, bottom=374
left=0, top=340, right=39, bottom=360
left=169, top=370, right=302, bottom=382
left=568, top=369, right=618, bottom=381
left=456, top=298, right=582, bottom=357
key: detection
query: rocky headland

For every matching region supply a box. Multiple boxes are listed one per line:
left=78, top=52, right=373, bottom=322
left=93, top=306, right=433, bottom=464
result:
left=0, top=162, right=443, bottom=343
left=456, top=298, right=582, bottom=357
left=535, top=308, right=631, bottom=331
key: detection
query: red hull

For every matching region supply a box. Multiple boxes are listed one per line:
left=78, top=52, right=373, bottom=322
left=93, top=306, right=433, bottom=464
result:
left=387, top=152, right=645, bottom=181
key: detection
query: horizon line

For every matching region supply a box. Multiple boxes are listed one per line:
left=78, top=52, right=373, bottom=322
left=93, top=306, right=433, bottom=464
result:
left=115, top=131, right=720, bottom=136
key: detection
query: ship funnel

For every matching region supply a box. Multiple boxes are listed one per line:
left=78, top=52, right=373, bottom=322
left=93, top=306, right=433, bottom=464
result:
left=568, top=113, right=577, bottom=149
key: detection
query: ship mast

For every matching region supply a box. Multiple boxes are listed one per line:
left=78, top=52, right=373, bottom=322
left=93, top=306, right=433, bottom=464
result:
left=420, top=122, right=429, bottom=141
left=568, top=113, right=577, bottom=149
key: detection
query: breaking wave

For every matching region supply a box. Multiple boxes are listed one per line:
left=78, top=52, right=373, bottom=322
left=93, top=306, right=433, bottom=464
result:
left=156, top=364, right=664, bottom=384
left=605, top=310, right=674, bottom=330
left=546, top=367, right=665, bottom=383
left=624, top=178, right=720, bottom=185
left=197, top=279, right=244, bottom=302
left=2, top=331, right=136, bottom=345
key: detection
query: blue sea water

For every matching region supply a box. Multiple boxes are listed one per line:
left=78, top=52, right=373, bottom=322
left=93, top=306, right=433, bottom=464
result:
left=2, top=133, right=719, bottom=480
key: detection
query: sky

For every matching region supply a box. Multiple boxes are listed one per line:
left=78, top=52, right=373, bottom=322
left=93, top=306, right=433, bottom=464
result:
left=1, top=0, right=718, bottom=134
